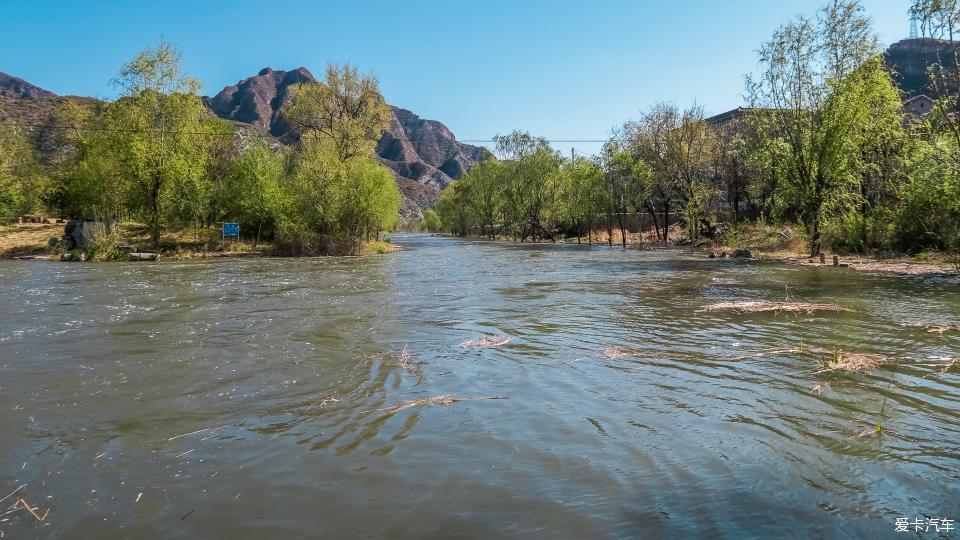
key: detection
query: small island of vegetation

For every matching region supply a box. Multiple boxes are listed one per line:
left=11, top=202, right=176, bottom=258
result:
left=0, top=43, right=401, bottom=259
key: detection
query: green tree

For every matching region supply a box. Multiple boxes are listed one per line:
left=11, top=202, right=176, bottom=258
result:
left=563, top=156, right=607, bottom=244
left=224, top=137, right=289, bottom=247
left=67, top=40, right=215, bottom=244
left=747, top=0, right=882, bottom=255
left=0, top=123, right=47, bottom=221
left=421, top=209, right=442, bottom=232
left=283, top=64, right=392, bottom=162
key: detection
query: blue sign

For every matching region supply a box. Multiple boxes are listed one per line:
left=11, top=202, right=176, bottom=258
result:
left=222, top=222, right=240, bottom=238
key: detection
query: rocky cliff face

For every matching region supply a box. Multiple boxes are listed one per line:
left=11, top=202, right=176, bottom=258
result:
left=206, top=67, right=489, bottom=215
left=885, top=38, right=959, bottom=98
left=205, top=67, right=313, bottom=138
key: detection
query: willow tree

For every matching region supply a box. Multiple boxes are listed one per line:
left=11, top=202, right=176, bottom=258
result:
left=283, top=64, right=392, bottom=162
left=492, top=131, right=564, bottom=241
left=747, top=0, right=881, bottom=255
left=563, top=156, right=607, bottom=244
left=68, top=40, right=216, bottom=244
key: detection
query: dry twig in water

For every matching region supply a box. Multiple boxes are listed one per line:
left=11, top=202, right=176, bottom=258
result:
left=390, top=344, right=420, bottom=373
left=699, top=301, right=852, bottom=314
left=17, top=499, right=43, bottom=523
left=941, top=357, right=960, bottom=373
left=0, top=485, right=25, bottom=507
left=168, top=426, right=226, bottom=442
left=459, top=336, right=511, bottom=349
left=374, top=395, right=507, bottom=415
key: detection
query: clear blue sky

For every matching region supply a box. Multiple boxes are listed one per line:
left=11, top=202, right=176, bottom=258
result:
left=4, top=0, right=910, bottom=155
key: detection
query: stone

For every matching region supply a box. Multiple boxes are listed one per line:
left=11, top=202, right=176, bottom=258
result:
left=733, top=249, right=754, bottom=259
left=129, top=253, right=159, bottom=261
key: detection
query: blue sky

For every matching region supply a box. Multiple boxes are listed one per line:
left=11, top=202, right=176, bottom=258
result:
left=5, top=0, right=910, bottom=155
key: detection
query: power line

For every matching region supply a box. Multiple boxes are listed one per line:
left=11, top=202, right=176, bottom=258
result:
left=0, top=121, right=609, bottom=143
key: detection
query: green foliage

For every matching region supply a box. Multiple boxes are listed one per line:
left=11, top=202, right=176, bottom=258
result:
left=221, top=137, right=288, bottom=246
left=283, top=64, right=392, bottom=161
left=40, top=43, right=400, bottom=256
left=80, top=229, right=130, bottom=262
left=421, top=209, right=442, bottom=232
left=0, top=123, right=49, bottom=221
left=278, top=140, right=400, bottom=254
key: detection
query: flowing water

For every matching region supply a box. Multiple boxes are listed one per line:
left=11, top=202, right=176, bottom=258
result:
left=1, top=234, right=959, bottom=539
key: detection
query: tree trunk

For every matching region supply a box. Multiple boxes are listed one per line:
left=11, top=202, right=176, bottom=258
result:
left=618, top=211, right=627, bottom=249
left=607, top=211, right=613, bottom=247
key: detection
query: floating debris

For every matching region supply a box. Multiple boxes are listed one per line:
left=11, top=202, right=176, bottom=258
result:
left=459, top=336, right=511, bottom=349
left=601, top=346, right=643, bottom=360
left=817, top=351, right=891, bottom=374
left=700, top=301, right=852, bottom=314
left=810, top=381, right=831, bottom=395
left=940, top=357, right=960, bottom=373
left=901, top=321, right=960, bottom=335
left=17, top=499, right=43, bottom=523
left=0, top=485, right=25, bottom=507
left=135, top=492, right=143, bottom=503
left=374, top=395, right=507, bottom=415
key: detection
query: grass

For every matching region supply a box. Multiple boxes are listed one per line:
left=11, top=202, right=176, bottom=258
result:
left=361, top=240, right=396, bottom=255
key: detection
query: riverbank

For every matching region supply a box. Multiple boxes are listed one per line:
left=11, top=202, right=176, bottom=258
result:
left=433, top=225, right=959, bottom=278
left=0, top=223, right=400, bottom=260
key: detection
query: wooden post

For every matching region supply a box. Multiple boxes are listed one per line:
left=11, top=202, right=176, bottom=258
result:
left=833, top=255, right=839, bottom=266
left=819, top=253, right=826, bottom=264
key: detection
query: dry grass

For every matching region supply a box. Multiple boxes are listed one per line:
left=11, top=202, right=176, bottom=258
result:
left=601, top=346, right=643, bottom=359
left=817, top=351, right=891, bottom=375
left=459, top=336, right=511, bottom=349
left=810, top=381, right=831, bottom=395
left=700, top=301, right=852, bottom=314
left=901, top=321, right=960, bottom=335
left=0, top=223, right=60, bottom=258
left=374, top=395, right=507, bottom=415
left=395, top=344, right=417, bottom=370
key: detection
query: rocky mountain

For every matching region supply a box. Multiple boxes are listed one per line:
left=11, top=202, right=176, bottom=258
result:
left=885, top=38, right=959, bottom=99
left=0, top=72, right=55, bottom=99
left=206, top=67, right=489, bottom=215
left=205, top=67, right=312, bottom=138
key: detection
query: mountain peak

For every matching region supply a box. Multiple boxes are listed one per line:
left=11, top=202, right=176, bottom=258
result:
left=0, top=72, right=56, bottom=99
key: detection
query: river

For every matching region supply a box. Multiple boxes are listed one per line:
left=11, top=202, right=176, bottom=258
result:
left=1, top=234, right=958, bottom=538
